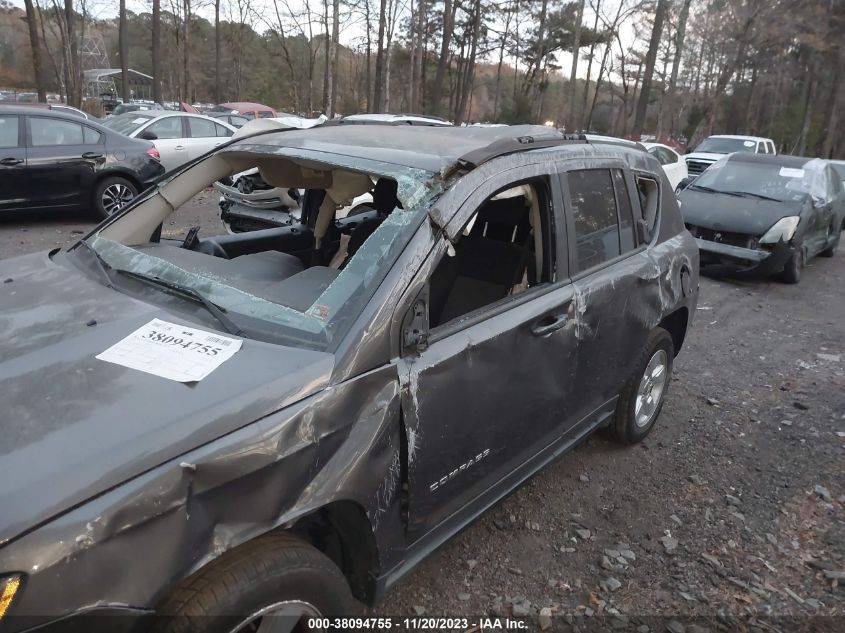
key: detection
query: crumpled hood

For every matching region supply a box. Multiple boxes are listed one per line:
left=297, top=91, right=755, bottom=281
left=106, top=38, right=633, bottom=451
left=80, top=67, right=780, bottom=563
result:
left=678, top=189, right=805, bottom=236
left=0, top=251, right=334, bottom=546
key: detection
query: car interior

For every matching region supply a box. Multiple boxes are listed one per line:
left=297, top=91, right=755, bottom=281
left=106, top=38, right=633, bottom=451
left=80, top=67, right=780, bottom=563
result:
left=95, top=153, right=555, bottom=325
left=428, top=181, right=550, bottom=328
left=99, top=153, right=411, bottom=313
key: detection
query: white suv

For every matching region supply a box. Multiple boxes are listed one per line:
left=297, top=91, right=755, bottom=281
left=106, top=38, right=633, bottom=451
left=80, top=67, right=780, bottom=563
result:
left=685, top=134, right=776, bottom=176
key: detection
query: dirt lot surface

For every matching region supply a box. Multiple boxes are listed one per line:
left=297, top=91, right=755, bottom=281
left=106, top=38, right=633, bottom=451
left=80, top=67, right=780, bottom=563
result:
left=1, top=197, right=843, bottom=633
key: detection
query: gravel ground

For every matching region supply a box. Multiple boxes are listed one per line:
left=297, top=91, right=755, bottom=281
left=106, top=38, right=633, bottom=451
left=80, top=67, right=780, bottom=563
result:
left=1, top=197, right=843, bottom=632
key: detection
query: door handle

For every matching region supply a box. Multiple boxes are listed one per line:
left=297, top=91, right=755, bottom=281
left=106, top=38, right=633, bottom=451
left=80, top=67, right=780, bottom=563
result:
left=0, top=157, right=22, bottom=166
left=531, top=312, right=569, bottom=337
left=82, top=151, right=103, bottom=159
left=175, top=145, right=185, bottom=151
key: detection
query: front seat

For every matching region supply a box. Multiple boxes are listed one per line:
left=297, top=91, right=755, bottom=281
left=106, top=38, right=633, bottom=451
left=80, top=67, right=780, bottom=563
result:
left=346, top=178, right=402, bottom=258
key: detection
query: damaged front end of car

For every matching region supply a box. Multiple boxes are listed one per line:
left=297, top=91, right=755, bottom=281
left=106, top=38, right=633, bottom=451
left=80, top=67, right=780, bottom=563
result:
left=686, top=222, right=795, bottom=278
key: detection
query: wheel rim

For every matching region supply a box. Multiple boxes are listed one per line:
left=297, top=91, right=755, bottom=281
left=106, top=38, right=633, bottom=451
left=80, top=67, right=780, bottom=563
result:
left=228, top=600, right=323, bottom=633
left=101, top=183, right=134, bottom=215
left=634, top=350, right=669, bottom=428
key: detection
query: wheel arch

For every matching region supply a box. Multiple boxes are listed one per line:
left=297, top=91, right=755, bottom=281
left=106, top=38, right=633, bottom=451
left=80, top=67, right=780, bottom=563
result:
left=289, top=499, right=381, bottom=604
left=659, top=306, right=688, bottom=356
left=94, top=168, right=143, bottom=193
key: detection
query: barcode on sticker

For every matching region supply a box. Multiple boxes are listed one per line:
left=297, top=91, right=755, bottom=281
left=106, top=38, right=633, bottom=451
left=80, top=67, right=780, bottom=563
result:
left=207, top=336, right=233, bottom=346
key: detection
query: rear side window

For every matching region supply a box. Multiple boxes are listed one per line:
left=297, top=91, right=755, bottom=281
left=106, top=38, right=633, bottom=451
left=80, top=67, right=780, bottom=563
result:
left=258, top=111, right=274, bottom=118
left=567, top=168, right=637, bottom=272
left=0, top=116, right=19, bottom=147
left=31, top=118, right=84, bottom=146
left=188, top=117, right=219, bottom=138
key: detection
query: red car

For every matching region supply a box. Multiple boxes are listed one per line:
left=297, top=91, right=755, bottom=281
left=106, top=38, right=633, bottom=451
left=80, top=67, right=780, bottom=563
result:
left=212, top=102, right=277, bottom=120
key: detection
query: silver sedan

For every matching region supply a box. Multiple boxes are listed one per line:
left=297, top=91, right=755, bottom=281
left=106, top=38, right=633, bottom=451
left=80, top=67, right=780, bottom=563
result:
left=102, top=112, right=237, bottom=172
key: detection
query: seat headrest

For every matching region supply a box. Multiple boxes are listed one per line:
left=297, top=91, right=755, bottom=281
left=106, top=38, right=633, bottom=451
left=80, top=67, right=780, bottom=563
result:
left=372, top=178, right=401, bottom=214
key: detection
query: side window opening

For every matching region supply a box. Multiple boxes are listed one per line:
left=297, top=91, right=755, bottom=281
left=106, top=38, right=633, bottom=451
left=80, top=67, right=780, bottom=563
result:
left=429, top=180, right=552, bottom=329
left=636, top=175, right=660, bottom=237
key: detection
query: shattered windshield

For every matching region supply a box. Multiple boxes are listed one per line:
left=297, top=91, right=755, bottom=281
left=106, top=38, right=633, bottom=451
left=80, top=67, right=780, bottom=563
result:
left=694, top=138, right=758, bottom=154
left=85, top=147, right=441, bottom=351
left=692, top=158, right=830, bottom=204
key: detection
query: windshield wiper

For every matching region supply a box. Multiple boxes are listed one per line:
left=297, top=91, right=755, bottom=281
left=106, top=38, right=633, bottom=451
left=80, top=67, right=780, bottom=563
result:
left=114, top=270, right=244, bottom=336
left=720, top=190, right=783, bottom=202
left=689, top=185, right=749, bottom=198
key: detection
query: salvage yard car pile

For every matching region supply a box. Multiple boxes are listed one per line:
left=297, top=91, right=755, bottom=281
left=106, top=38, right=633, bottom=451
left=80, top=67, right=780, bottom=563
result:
left=0, top=124, right=700, bottom=632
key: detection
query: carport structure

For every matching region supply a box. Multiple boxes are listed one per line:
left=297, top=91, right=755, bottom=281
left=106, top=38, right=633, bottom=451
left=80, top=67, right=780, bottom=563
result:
left=84, top=68, right=153, bottom=100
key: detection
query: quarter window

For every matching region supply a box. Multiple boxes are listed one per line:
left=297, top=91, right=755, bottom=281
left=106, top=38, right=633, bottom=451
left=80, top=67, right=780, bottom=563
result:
left=31, top=118, right=85, bottom=146
left=567, top=168, right=637, bottom=272
left=215, top=122, right=234, bottom=137
left=0, top=116, right=19, bottom=147
left=83, top=126, right=102, bottom=144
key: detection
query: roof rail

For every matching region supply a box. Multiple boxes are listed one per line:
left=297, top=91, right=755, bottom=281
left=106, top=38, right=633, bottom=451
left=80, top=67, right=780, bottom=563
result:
left=452, top=133, right=588, bottom=174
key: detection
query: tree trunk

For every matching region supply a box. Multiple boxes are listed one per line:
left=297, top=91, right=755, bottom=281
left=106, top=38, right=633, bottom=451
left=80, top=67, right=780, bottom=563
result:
left=586, top=40, right=612, bottom=130
left=430, top=0, right=455, bottom=116
left=822, top=49, right=845, bottom=157
left=182, top=0, right=192, bottom=101
left=64, top=0, right=82, bottom=107
left=566, top=0, right=585, bottom=131
left=455, top=0, right=480, bottom=124
left=579, top=0, right=601, bottom=132
left=412, top=0, right=425, bottom=111
left=152, top=0, right=162, bottom=103
left=792, top=51, right=815, bottom=156
left=365, top=0, right=372, bottom=111
left=328, top=0, right=340, bottom=116
left=372, top=0, right=388, bottom=111
left=632, top=0, right=669, bottom=139
left=23, top=0, right=47, bottom=102
left=662, top=0, right=691, bottom=137
left=119, top=0, right=130, bottom=102
left=214, top=0, right=221, bottom=102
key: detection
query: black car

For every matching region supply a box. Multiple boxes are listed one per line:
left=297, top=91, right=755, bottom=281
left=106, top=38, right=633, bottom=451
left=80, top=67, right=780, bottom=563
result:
left=0, top=106, right=164, bottom=219
left=678, top=153, right=844, bottom=283
left=0, top=125, right=698, bottom=632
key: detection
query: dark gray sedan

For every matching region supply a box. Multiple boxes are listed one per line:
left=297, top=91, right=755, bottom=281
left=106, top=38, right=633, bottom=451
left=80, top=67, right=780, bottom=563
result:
left=678, top=153, right=844, bottom=283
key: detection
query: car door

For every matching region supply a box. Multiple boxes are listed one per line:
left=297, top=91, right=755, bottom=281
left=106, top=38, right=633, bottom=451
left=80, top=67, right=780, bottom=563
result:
left=25, top=115, right=104, bottom=210
left=398, top=166, right=581, bottom=539
left=562, top=164, right=656, bottom=420
left=138, top=116, right=187, bottom=171
left=185, top=117, right=233, bottom=162
left=0, top=114, right=28, bottom=211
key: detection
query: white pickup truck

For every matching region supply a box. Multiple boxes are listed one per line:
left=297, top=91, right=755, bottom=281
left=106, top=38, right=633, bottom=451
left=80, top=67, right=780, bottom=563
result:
left=685, top=134, right=777, bottom=176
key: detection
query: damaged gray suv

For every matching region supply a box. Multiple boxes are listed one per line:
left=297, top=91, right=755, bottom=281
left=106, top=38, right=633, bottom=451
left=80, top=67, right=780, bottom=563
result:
left=0, top=125, right=698, bottom=632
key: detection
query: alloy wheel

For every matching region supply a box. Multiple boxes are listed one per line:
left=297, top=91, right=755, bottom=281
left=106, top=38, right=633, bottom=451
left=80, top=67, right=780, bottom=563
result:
left=228, top=600, right=324, bottom=633
left=101, top=183, right=135, bottom=215
left=634, top=349, right=669, bottom=428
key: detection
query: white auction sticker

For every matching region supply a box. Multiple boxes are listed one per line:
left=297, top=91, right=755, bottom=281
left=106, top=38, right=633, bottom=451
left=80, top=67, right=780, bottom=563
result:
left=96, top=318, right=242, bottom=383
left=779, top=167, right=805, bottom=179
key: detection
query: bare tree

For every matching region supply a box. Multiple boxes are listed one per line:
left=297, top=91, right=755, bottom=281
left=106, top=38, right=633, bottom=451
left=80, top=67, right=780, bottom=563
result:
left=23, top=0, right=48, bottom=102
left=152, top=0, right=162, bottom=103
left=119, top=0, right=129, bottom=102
left=631, top=0, right=668, bottom=138
left=566, top=0, right=585, bottom=130
left=430, top=0, right=457, bottom=115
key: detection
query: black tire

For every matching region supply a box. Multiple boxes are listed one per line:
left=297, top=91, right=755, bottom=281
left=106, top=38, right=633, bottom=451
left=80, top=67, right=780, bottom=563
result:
left=92, top=175, right=138, bottom=220
left=608, top=327, right=674, bottom=444
left=152, top=532, right=357, bottom=633
left=820, top=224, right=840, bottom=258
left=778, top=245, right=803, bottom=284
